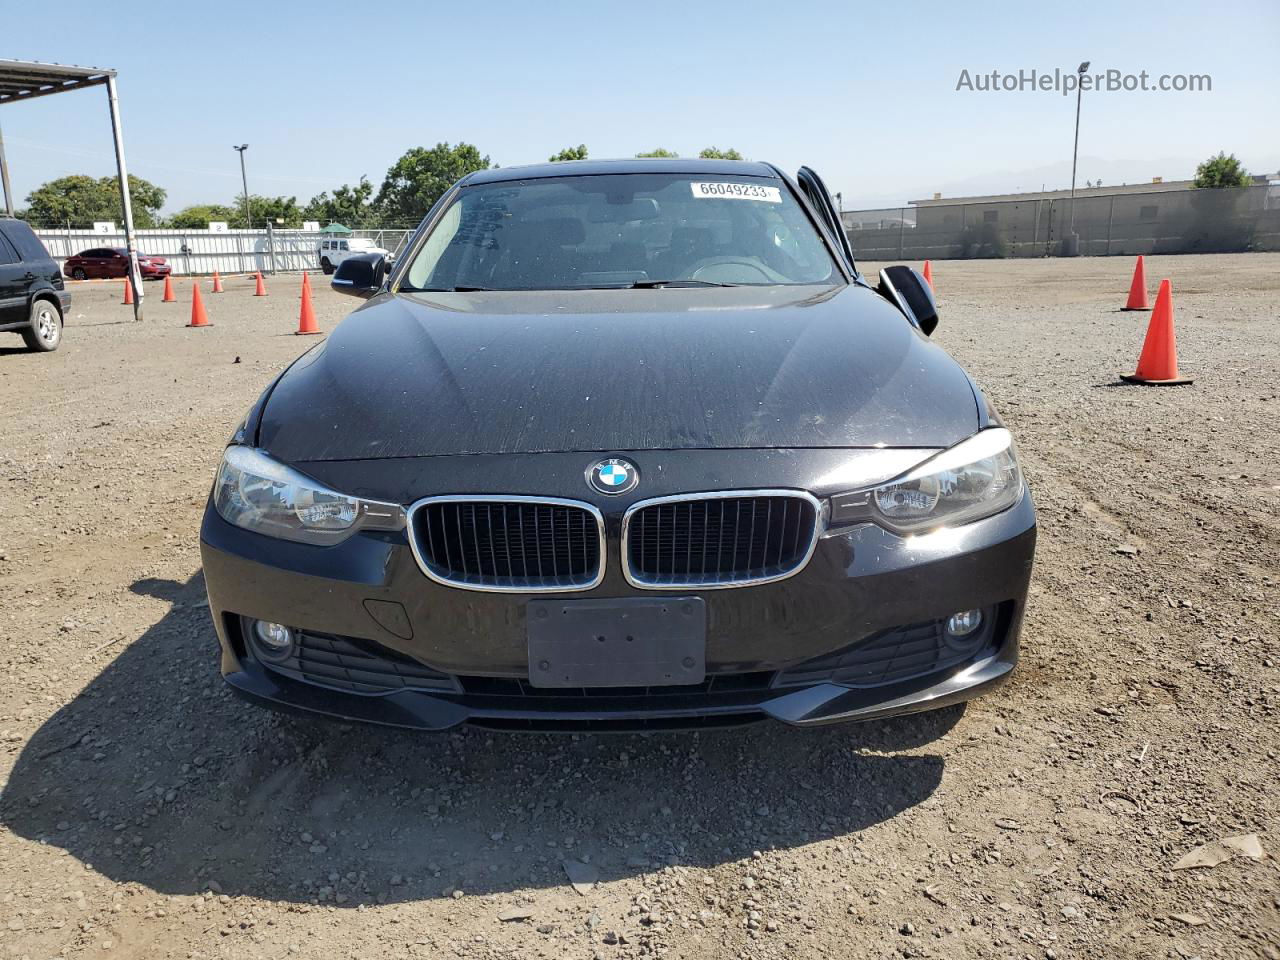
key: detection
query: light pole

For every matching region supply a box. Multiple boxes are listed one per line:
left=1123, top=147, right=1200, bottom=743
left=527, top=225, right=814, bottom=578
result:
left=234, top=144, right=250, bottom=229
left=1067, top=60, right=1089, bottom=254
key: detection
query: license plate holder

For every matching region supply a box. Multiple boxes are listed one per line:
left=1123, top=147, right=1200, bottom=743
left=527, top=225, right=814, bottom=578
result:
left=527, top=597, right=706, bottom=688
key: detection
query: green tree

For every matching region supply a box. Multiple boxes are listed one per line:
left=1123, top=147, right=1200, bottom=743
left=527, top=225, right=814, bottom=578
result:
left=376, top=143, right=491, bottom=223
left=234, top=194, right=303, bottom=228
left=303, top=176, right=379, bottom=226
left=23, top=174, right=166, bottom=227
left=699, top=147, right=743, bottom=160
left=549, top=144, right=589, bottom=162
left=165, top=204, right=240, bottom=228
left=1193, top=152, right=1251, bottom=188
left=635, top=148, right=678, bottom=158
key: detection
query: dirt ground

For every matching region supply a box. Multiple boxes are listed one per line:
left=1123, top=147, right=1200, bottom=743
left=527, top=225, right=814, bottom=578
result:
left=1, top=255, right=1277, bottom=960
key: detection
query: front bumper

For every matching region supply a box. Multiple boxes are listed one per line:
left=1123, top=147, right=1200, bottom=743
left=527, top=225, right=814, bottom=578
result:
left=220, top=639, right=1017, bottom=732
left=200, top=471, right=1036, bottom=732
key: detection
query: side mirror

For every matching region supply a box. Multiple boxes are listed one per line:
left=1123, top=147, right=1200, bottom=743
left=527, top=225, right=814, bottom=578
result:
left=331, top=253, right=388, bottom=299
left=878, top=265, right=939, bottom=336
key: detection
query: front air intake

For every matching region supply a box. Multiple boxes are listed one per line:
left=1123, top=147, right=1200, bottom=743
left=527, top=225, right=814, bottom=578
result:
left=408, top=496, right=605, bottom=592
left=622, top=491, right=822, bottom=589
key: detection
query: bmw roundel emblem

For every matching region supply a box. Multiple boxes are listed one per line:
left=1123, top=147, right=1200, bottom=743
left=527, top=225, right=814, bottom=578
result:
left=587, top=457, right=639, bottom=496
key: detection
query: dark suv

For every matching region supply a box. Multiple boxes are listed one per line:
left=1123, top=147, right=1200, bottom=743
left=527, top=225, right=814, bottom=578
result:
left=0, top=218, right=69, bottom=353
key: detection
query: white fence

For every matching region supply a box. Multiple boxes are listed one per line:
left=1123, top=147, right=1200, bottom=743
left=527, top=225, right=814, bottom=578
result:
left=33, top=228, right=416, bottom=276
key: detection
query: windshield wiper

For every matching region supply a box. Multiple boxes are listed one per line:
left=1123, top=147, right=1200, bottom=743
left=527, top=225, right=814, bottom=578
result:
left=625, top=279, right=739, bottom=289
left=411, top=285, right=496, bottom=292
left=412, top=281, right=738, bottom=292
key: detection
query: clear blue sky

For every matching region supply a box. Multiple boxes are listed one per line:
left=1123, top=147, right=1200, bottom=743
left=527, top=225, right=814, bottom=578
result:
left=3, top=0, right=1276, bottom=215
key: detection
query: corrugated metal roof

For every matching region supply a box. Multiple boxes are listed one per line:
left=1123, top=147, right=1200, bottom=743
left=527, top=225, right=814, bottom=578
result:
left=0, top=59, right=116, bottom=104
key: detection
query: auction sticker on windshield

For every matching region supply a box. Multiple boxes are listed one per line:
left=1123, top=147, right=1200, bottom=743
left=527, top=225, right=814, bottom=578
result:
left=691, top=182, right=782, bottom=202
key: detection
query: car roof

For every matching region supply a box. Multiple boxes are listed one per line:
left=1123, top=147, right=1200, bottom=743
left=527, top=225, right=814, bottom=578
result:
left=461, top=157, right=780, bottom=186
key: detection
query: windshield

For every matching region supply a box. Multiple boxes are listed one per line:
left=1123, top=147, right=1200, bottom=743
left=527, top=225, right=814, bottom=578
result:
left=401, top=173, right=839, bottom=291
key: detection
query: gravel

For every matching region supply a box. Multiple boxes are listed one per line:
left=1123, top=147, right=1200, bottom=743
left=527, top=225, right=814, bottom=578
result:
left=0, top=258, right=1277, bottom=958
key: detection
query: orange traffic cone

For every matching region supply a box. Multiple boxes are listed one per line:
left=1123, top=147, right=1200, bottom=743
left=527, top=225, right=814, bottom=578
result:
left=122, top=278, right=134, bottom=305
left=922, top=260, right=934, bottom=292
left=253, top=271, right=268, bottom=297
left=187, top=281, right=211, bottom=328
left=296, top=275, right=320, bottom=335
left=162, top=275, right=176, bottom=303
left=1121, top=255, right=1150, bottom=311
left=1120, top=279, right=1192, bottom=386
left=301, top=270, right=311, bottom=295
left=211, top=271, right=224, bottom=293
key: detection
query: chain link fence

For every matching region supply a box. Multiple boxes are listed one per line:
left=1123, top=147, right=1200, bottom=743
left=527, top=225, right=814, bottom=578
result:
left=31, top=227, right=417, bottom=276
left=841, top=184, right=1279, bottom=260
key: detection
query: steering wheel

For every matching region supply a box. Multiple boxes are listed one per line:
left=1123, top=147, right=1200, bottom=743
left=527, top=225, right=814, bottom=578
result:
left=684, top=257, right=778, bottom=284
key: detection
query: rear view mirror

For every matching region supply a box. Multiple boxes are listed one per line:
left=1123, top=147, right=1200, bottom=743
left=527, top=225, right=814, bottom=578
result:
left=331, top=253, right=388, bottom=299
left=878, top=265, right=939, bottom=336
left=590, top=197, right=661, bottom=222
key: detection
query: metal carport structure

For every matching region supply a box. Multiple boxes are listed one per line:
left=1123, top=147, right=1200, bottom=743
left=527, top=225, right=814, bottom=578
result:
left=0, top=59, right=144, bottom=320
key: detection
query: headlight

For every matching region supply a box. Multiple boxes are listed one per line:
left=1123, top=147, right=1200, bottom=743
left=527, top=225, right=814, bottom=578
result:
left=213, top=446, right=404, bottom=545
left=835, top=429, right=1022, bottom=535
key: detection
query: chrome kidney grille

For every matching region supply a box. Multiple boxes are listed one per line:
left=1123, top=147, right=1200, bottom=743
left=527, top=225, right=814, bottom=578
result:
left=408, top=496, right=606, bottom=592
left=622, top=491, right=822, bottom=589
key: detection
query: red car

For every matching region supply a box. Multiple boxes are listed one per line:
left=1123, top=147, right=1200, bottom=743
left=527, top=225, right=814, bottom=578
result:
left=62, top=247, right=171, bottom=281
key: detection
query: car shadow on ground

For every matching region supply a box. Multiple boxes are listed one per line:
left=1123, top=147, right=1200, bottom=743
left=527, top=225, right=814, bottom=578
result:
left=1, top=572, right=961, bottom=906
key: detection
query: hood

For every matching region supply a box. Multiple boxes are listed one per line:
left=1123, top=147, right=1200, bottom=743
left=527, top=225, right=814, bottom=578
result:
left=258, top=284, right=979, bottom=462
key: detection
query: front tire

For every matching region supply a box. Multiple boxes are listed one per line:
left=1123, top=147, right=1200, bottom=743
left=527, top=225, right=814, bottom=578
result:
left=22, top=300, right=62, bottom=353
left=71, top=267, right=86, bottom=281
left=321, top=258, right=334, bottom=275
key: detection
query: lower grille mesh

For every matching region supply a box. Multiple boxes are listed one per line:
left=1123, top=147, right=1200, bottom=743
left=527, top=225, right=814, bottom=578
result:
left=773, top=619, right=992, bottom=689
left=257, top=629, right=459, bottom=695
left=458, top=672, right=774, bottom=700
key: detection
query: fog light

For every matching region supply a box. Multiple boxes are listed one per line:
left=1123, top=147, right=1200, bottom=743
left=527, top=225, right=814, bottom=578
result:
left=251, top=620, right=296, bottom=661
left=946, top=609, right=983, bottom=637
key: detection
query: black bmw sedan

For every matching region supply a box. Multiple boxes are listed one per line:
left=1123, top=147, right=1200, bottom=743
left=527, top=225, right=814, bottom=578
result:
left=199, top=158, right=1036, bottom=732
